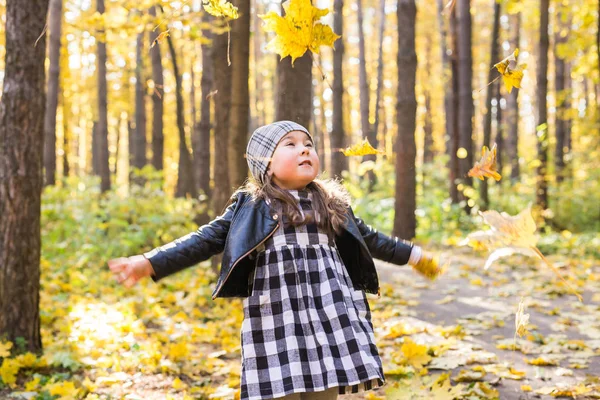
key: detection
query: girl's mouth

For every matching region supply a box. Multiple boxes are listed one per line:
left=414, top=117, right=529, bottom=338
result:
left=299, top=160, right=312, bottom=166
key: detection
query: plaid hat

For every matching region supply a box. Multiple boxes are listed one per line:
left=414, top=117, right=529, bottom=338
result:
left=246, top=120, right=313, bottom=184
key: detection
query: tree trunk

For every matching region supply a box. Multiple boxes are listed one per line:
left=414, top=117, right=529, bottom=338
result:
left=211, top=27, right=233, bottom=215
left=422, top=34, right=434, bottom=164
left=43, top=0, right=62, bottom=187
left=165, top=34, right=196, bottom=198
left=495, top=81, right=504, bottom=179
left=479, top=0, right=501, bottom=209
left=148, top=6, right=164, bottom=172
left=536, top=0, right=550, bottom=211
left=92, top=121, right=99, bottom=175
left=197, top=11, right=214, bottom=198
left=0, top=0, right=49, bottom=353
left=554, top=6, right=569, bottom=183
left=448, top=6, right=460, bottom=203
left=507, top=12, right=521, bottom=182
left=394, top=0, right=417, bottom=240
left=276, top=56, right=312, bottom=128
left=252, top=7, right=265, bottom=129
left=330, top=0, right=347, bottom=178
left=133, top=31, right=147, bottom=186
left=62, top=88, right=70, bottom=179
left=373, top=0, right=386, bottom=154
left=229, top=0, right=250, bottom=189
left=275, top=1, right=311, bottom=128
left=97, top=0, right=110, bottom=192
left=357, top=0, right=376, bottom=187
left=457, top=0, right=474, bottom=210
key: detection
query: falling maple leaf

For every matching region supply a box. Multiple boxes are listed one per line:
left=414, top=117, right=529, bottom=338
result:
left=202, top=0, right=239, bottom=19
left=461, top=204, right=583, bottom=302
left=340, top=138, right=384, bottom=157
left=514, top=297, right=530, bottom=349
left=494, top=48, right=527, bottom=93
left=259, top=0, right=340, bottom=64
left=150, top=30, right=169, bottom=49
left=468, top=143, right=501, bottom=181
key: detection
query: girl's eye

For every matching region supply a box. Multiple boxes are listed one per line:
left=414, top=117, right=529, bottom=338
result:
left=305, top=143, right=313, bottom=147
left=286, top=143, right=294, bottom=146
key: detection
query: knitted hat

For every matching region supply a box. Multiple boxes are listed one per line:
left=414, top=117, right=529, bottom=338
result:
left=246, top=120, right=313, bottom=184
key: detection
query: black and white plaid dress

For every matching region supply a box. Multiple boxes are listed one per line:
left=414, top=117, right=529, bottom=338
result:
left=240, top=189, right=385, bottom=399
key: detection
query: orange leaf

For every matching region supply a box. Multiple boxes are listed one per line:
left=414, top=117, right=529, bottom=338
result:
left=340, top=138, right=384, bottom=157
left=468, top=143, right=501, bottom=181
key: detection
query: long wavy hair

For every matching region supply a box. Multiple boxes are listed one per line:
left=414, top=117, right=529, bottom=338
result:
left=232, top=174, right=352, bottom=237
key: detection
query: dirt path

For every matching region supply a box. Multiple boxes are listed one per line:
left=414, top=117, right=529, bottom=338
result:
left=349, top=248, right=600, bottom=399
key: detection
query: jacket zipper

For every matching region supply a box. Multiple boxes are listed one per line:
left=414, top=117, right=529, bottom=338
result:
left=212, top=221, right=280, bottom=299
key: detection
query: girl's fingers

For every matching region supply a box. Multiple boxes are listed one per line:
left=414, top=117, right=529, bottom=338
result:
left=108, top=257, right=129, bottom=272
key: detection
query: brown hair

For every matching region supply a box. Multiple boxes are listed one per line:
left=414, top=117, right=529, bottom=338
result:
left=232, top=175, right=352, bottom=237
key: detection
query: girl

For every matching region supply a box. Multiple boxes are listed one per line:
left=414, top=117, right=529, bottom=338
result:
left=108, top=120, right=441, bottom=400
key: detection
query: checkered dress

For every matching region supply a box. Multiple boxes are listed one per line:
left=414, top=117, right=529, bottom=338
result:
left=240, top=189, right=385, bottom=400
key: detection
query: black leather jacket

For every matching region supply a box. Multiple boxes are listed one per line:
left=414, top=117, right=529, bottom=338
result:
left=144, top=191, right=414, bottom=299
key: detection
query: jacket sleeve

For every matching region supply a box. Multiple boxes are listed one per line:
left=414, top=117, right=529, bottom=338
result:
left=350, top=207, right=414, bottom=265
left=143, top=195, right=239, bottom=282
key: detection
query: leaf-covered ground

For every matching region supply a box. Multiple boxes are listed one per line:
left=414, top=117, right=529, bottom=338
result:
left=2, top=245, right=599, bottom=399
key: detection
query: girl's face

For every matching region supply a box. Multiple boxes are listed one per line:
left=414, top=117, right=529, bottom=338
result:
left=267, top=130, right=320, bottom=190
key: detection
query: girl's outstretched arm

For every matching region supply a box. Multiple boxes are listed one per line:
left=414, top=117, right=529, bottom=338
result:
left=348, top=207, right=414, bottom=265
left=142, top=194, right=240, bottom=281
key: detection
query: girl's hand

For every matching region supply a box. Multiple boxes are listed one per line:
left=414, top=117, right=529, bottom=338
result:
left=409, top=251, right=447, bottom=281
left=108, top=255, right=154, bottom=288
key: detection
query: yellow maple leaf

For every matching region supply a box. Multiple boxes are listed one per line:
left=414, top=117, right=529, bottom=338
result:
left=259, top=0, right=340, bottom=64
left=46, top=380, right=80, bottom=399
left=202, top=0, right=239, bottom=19
left=340, top=138, right=384, bottom=157
left=462, top=204, right=582, bottom=302
left=514, top=297, right=530, bottom=349
left=0, top=341, right=12, bottom=358
left=493, top=48, right=527, bottom=93
left=400, top=338, right=432, bottom=369
left=429, top=374, right=465, bottom=399
left=468, top=143, right=502, bottom=181
left=0, top=358, right=21, bottom=388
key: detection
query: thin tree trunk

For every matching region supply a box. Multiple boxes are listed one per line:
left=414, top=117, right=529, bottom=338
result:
left=92, top=121, right=99, bottom=175
left=507, top=12, right=521, bottom=182
left=148, top=6, right=164, bottom=172
left=536, top=0, right=550, bottom=211
left=423, top=34, right=434, bottom=164
left=457, top=0, right=474, bottom=211
left=197, top=11, right=214, bottom=198
left=252, top=7, right=265, bottom=129
left=133, top=31, right=147, bottom=185
left=44, top=0, right=62, bottom=187
left=0, top=0, right=49, bottom=353
left=373, top=0, right=386, bottom=154
left=448, top=7, right=460, bottom=203
left=97, top=0, right=110, bottom=192
left=229, top=0, right=251, bottom=189
left=62, top=89, right=70, bottom=179
left=165, top=33, right=196, bottom=198
left=394, top=0, right=417, bottom=240
left=479, top=0, right=501, bottom=209
left=331, top=0, right=347, bottom=178
left=554, top=6, right=568, bottom=183
left=495, top=81, right=504, bottom=180
left=357, top=0, right=376, bottom=187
